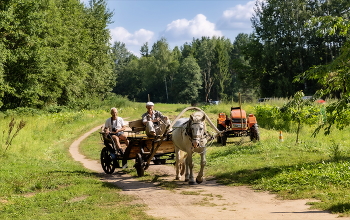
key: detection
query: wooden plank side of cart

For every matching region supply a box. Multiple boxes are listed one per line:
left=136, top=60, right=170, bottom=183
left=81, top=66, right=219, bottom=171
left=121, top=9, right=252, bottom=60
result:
left=125, top=139, right=175, bottom=159
left=125, top=119, right=175, bottom=160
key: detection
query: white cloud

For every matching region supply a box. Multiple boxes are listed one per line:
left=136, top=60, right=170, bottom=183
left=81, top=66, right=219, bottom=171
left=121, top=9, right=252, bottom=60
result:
left=161, top=14, right=223, bottom=42
left=108, top=27, right=155, bottom=56
left=217, top=1, right=256, bottom=30
left=109, top=27, right=154, bottom=45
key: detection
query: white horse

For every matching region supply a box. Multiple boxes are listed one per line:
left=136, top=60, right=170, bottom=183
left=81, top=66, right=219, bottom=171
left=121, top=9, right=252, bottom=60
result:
left=172, top=111, right=207, bottom=185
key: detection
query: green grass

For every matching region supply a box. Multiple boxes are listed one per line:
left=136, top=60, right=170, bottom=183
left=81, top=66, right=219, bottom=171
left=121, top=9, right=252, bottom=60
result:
left=2, top=101, right=350, bottom=218
left=204, top=125, right=350, bottom=216
left=0, top=103, right=158, bottom=219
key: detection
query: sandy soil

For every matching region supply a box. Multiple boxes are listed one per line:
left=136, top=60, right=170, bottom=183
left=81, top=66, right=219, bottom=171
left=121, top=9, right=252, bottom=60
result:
left=69, top=125, right=346, bottom=220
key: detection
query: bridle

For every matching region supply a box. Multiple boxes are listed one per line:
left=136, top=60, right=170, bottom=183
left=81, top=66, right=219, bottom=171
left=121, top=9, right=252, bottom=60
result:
left=185, top=119, right=206, bottom=148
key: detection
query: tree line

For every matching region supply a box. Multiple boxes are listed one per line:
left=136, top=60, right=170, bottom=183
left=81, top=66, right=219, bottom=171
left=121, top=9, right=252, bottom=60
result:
left=0, top=0, right=349, bottom=110
left=114, top=0, right=350, bottom=103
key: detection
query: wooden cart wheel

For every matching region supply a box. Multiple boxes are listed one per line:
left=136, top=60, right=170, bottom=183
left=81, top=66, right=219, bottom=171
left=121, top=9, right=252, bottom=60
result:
left=135, top=153, right=145, bottom=177
left=100, top=147, right=117, bottom=174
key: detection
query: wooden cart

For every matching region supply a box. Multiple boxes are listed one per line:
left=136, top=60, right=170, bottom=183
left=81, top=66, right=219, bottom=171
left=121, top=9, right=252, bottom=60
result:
left=100, top=119, right=175, bottom=177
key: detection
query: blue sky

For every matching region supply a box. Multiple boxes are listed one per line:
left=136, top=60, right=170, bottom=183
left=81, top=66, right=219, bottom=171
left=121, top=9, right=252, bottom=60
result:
left=81, top=0, right=258, bottom=56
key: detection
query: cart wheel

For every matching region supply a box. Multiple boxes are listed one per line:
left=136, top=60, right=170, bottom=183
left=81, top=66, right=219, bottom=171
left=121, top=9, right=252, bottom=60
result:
left=135, top=153, right=145, bottom=177
left=100, top=147, right=116, bottom=174
left=250, top=123, right=260, bottom=141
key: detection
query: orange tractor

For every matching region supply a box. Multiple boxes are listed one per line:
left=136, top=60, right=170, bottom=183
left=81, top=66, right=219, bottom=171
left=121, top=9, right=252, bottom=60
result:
left=217, top=107, right=260, bottom=146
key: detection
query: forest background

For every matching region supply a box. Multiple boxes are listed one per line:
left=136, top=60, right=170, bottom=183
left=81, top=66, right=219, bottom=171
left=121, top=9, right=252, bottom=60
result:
left=0, top=0, right=349, bottom=111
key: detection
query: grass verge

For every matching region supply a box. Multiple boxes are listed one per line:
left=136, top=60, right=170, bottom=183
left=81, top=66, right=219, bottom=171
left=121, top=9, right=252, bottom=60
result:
left=0, top=105, right=157, bottom=220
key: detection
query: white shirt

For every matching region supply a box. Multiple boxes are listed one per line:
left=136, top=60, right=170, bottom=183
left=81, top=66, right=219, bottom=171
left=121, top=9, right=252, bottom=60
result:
left=105, top=117, right=125, bottom=131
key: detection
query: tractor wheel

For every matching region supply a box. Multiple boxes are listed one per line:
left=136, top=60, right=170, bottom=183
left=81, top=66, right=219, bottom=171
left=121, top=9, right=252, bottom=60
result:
left=217, top=135, right=221, bottom=144
left=217, top=124, right=225, bottom=144
left=221, top=134, right=227, bottom=146
left=100, top=147, right=116, bottom=174
left=135, top=153, right=145, bottom=177
left=250, top=123, right=260, bottom=141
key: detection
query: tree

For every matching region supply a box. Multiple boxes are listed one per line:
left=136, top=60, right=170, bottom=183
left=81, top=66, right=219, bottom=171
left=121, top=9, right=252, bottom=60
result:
left=250, top=0, right=347, bottom=98
left=111, top=41, right=135, bottom=93
left=167, top=47, right=181, bottom=103
left=173, top=56, right=202, bottom=104
left=229, top=33, right=260, bottom=101
left=150, top=38, right=172, bottom=102
left=140, top=42, right=149, bottom=57
left=114, top=57, right=144, bottom=101
left=0, top=0, right=115, bottom=109
left=193, top=37, right=216, bottom=102
left=81, top=0, right=114, bottom=105
left=214, top=37, right=232, bottom=101
left=280, top=91, right=321, bottom=143
left=296, top=16, right=350, bottom=135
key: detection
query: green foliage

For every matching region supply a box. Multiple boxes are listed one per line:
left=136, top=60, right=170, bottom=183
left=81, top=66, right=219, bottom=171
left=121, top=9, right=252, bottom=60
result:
left=173, top=56, right=202, bottom=104
left=0, top=0, right=114, bottom=110
left=281, top=91, right=322, bottom=142
left=1, top=118, right=26, bottom=154
left=114, top=36, right=238, bottom=104
left=296, top=15, right=350, bottom=135
left=249, top=0, right=348, bottom=97
left=255, top=91, right=324, bottom=142
left=328, top=140, right=345, bottom=162
left=1, top=0, right=349, bottom=113
left=254, top=104, right=287, bottom=130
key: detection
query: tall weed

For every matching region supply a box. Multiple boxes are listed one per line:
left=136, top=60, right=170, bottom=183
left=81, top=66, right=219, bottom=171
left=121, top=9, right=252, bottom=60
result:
left=1, top=118, right=26, bottom=154
left=328, top=140, right=345, bottom=162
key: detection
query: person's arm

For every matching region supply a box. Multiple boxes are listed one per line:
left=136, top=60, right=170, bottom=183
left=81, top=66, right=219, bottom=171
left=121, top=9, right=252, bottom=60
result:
left=120, top=125, right=126, bottom=131
left=157, top=111, right=168, bottom=122
left=142, top=113, right=148, bottom=125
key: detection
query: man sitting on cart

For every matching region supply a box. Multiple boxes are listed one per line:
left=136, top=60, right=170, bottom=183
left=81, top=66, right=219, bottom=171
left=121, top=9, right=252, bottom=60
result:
left=142, top=102, right=170, bottom=138
left=104, top=107, right=129, bottom=153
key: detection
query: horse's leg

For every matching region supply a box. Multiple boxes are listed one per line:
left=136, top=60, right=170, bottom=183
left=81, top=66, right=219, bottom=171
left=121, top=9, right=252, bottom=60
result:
left=175, top=147, right=181, bottom=180
left=196, top=149, right=206, bottom=184
left=186, top=150, right=195, bottom=185
left=180, top=151, right=186, bottom=176
left=184, top=150, right=190, bottom=182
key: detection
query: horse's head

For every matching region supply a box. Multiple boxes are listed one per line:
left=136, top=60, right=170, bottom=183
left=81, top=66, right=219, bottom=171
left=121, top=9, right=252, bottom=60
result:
left=189, top=112, right=206, bottom=148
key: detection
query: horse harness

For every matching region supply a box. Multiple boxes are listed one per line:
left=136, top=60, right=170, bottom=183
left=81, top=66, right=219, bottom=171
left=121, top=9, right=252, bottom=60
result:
left=183, top=119, right=209, bottom=148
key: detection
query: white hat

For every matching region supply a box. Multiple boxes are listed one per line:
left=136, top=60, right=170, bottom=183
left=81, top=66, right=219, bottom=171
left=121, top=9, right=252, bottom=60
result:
left=146, top=102, right=154, bottom=106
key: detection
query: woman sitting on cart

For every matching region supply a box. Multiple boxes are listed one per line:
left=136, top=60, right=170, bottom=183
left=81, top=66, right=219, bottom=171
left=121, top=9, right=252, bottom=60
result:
left=104, top=107, right=129, bottom=153
left=142, top=102, right=170, bottom=138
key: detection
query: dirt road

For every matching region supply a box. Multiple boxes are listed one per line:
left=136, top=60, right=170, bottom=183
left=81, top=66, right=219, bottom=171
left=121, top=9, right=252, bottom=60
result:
left=69, top=125, right=345, bottom=220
